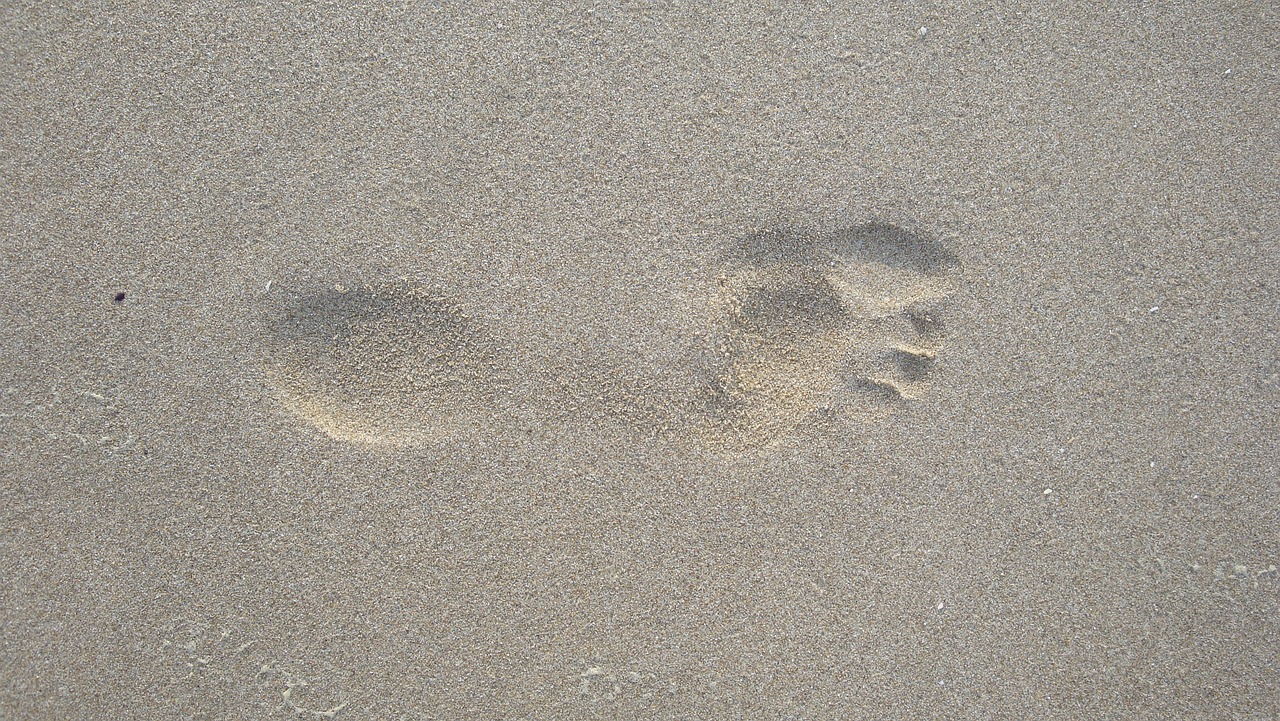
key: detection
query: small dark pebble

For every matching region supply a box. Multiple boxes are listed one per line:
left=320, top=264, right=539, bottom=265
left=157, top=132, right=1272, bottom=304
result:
left=113, top=292, right=127, bottom=302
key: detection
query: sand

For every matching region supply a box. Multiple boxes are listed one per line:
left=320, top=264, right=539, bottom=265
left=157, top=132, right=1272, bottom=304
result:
left=2, top=2, right=1277, bottom=719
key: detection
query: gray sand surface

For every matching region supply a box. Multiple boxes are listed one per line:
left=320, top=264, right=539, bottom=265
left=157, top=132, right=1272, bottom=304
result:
left=3, top=2, right=1277, bottom=719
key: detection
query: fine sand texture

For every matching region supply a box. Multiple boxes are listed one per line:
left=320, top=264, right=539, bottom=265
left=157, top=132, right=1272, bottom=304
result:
left=3, top=2, right=1278, bottom=719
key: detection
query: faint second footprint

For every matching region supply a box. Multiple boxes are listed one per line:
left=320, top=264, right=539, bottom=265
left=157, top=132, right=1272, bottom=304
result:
left=260, top=282, right=509, bottom=447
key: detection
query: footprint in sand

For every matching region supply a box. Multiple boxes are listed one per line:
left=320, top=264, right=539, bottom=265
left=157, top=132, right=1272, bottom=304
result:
left=260, top=282, right=508, bottom=447
left=692, top=222, right=960, bottom=447
left=258, top=225, right=954, bottom=450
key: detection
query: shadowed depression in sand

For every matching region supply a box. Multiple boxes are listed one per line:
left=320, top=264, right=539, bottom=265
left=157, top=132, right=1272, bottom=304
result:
left=691, top=222, right=959, bottom=446
left=259, top=222, right=960, bottom=451
left=261, top=282, right=510, bottom=447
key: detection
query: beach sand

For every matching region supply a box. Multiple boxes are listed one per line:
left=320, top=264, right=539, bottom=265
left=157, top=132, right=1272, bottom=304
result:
left=3, top=2, right=1277, bottom=719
